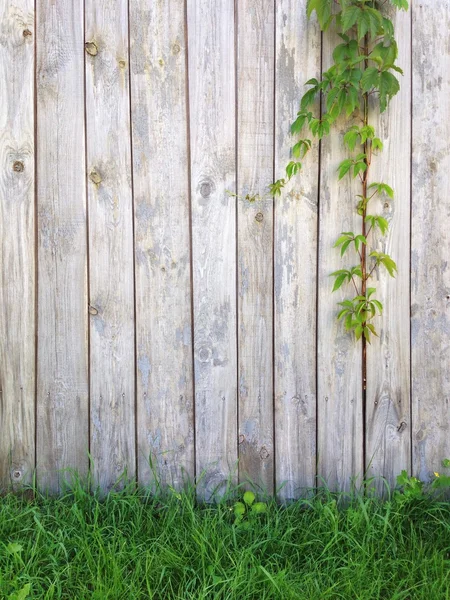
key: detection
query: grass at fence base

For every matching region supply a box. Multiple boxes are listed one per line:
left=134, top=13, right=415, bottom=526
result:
left=1, top=477, right=450, bottom=599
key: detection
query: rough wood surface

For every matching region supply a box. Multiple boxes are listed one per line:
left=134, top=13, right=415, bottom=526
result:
left=85, top=0, right=135, bottom=491
left=130, top=0, right=194, bottom=490
left=0, top=1, right=35, bottom=490
left=317, top=28, right=363, bottom=493
left=36, top=0, right=89, bottom=492
left=237, top=0, right=274, bottom=493
left=411, top=1, right=450, bottom=480
left=366, top=6, right=411, bottom=491
left=274, top=0, right=320, bottom=501
left=187, top=0, right=238, bottom=500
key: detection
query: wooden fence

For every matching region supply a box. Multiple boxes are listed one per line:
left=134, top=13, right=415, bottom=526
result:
left=1, top=0, right=449, bottom=499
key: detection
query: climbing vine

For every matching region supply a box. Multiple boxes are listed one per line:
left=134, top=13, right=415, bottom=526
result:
left=271, top=0, right=408, bottom=348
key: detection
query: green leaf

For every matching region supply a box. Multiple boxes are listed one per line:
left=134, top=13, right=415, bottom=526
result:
left=361, top=67, right=380, bottom=93
left=292, top=139, right=311, bottom=159
left=338, top=159, right=353, bottom=179
left=300, top=87, right=318, bottom=111
left=332, top=273, right=348, bottom=292
left=390, top=0, right=409, bottom=10
left=344, top=127, right=359, bottom=151
left=291, top=113, right=308, bottom=135
left=306, top=0, right=333, bottom=29
left=379, top=71, right=400, bottom=112
left=372, top=137, right=383, bottom=152
left=368, top=182, right=394, bottom=199
left=251, top=502, right=267, bottom=514
left=269, top=179, right=285, bottom=197
left=243, top=490, right=255, bottom=506
left=6, top=542, right=23, bottom=555
left=234, top=502, right=246, bottom=516
left=341, top=5, right=361, bottom=33
left=353, top=161, right=367, bottom=178
left=285, top=161, right=302, bottom=179
left=333, top=232, right=354, bottom=247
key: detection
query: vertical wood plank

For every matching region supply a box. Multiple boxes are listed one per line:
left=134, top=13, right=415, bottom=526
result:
left=366, top=7, right=411, bottom=490
left=187, top=0, right=237, bottom=500
left=85, top=0, right=135, bottom=490
left=412, top=1, right=450, bottom=480
left=0, top=1, right=35, bottom=490
left=237, top=0, right=274, bottom=493
left=317, top=30, right=363, bottom=493
left=274, top=0, right=320, bottom=501
left=36, top=0, right=88, bottom=492
left=130, top=0, right=194, bottom=490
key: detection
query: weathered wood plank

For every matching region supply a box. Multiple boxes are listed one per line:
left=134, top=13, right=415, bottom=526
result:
left=411, top=1, right=450, bottom=481
left=85, top=0, right=135, bottom=490
left=237, top=0, right=274, bottom=493
left=187, top=0, right=237, bottom=500
left=0, top=1, right=35, bottom=490
left=130, top=0, right=194, bottom=490
left=317, top=27, right=363, bottom=493
left=366, top=6, right=411, bottom=491
left=36, top=0, right=88, bottom=492
left=274, top=0, right=320, bottom=501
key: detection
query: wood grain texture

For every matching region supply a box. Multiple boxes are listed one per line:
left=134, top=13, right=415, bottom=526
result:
left=411, top=1, right=450, bottom=481
left=36, top=0, right=88, bottom=492
left=85, top=0, right=135, bottom=490
left=130, top=0, right=194, bottom=490
left=366, top=6, right=411, bottom=491
left=274, top=0, right=320, bottom=501
left=317, top=28, right=363, bottom=493
left=0, top=1, right=35, bottom=490
left=187, top=0, right=237, bottom=500
left=237, top=0, right=274, bottom=493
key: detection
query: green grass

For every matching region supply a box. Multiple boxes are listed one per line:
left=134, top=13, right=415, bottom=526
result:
left=1, top=479, right=450, bottom=599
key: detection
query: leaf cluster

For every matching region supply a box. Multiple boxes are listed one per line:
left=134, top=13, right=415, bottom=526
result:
left=233, top=491, right=267, bottom=528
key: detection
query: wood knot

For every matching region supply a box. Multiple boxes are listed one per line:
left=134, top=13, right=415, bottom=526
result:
left=200, top=179, right=214, bottom=198
left=88, top=305, right=98, bottom=316
left=13, top=161, right=24, bottom=172
left=118, top=59, right=126, bottom=69
left=255, top=212, right=264, bottom=222
left=89, top=170, right=102, bottom=185
left=397, top=421, right=407, bottom=433
left=85, top=41, right=98, bottom=56
left=238, top=434, right=245, bottom=445
left=23, top=29, right=32, bottom=38
left=11, top=469, right=22, bottom=480
left=260, top=446, right=270, bottom=460
left=172, top=43, right=181, bottom=54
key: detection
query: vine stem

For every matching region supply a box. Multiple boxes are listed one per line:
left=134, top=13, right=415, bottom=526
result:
left=362, top=33, right=370, bottom=395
